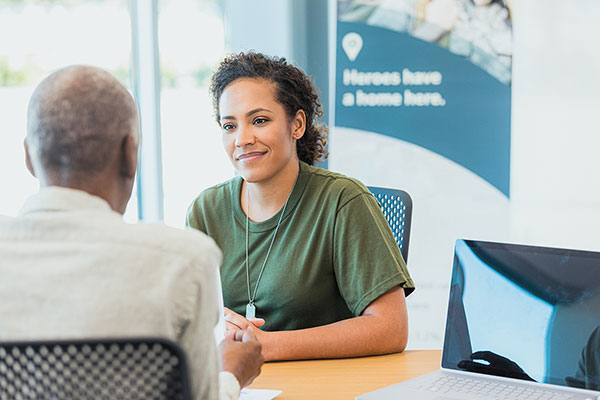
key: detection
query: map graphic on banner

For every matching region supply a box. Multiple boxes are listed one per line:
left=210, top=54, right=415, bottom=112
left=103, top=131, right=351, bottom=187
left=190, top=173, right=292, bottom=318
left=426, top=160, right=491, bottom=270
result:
left=330, top=0, right=513, bottom=349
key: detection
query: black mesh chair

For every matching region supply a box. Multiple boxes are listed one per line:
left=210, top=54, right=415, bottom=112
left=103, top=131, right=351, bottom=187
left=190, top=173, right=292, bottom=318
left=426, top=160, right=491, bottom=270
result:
left=0, top=337, right=192, bottom=400
left=368, top=186, right=413, bottom=263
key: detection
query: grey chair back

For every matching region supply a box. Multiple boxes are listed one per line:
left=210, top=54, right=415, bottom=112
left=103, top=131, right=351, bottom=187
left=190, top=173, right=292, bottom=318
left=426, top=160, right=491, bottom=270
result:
left=368, top=186, right=413, bottom=263
left=0, top=337, right=192, bottom=400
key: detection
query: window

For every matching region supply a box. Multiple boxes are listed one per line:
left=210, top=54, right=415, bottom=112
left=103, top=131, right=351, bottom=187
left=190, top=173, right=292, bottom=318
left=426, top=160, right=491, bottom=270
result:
left=0, top=0, right=136, bottom=221
left=158, top=0, right=232, bottom=228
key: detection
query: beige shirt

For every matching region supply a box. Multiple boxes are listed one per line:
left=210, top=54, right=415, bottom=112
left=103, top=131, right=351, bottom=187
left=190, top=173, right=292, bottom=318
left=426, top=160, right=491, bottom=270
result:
left=0, top=187, right=238, bottom=399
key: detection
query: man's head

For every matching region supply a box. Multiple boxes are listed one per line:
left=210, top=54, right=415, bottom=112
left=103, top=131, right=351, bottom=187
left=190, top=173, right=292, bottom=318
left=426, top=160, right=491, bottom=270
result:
left=25, top=66, right=140, bottom=214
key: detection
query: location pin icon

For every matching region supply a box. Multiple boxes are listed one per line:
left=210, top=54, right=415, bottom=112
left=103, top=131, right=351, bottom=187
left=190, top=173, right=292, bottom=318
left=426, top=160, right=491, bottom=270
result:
left=342, top=32, right=363, bottom=62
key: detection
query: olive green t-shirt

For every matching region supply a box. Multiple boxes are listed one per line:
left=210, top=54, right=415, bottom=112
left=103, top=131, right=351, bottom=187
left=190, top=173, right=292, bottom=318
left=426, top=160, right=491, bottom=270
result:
left=186, top=162, right=415, bottom=331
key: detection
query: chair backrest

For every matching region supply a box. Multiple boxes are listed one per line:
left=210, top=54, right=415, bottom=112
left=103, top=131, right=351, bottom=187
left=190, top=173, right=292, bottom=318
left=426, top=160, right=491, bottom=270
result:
left=367, top=186, right=413, bottom=263
left=0, top=337, right=192, bottom=400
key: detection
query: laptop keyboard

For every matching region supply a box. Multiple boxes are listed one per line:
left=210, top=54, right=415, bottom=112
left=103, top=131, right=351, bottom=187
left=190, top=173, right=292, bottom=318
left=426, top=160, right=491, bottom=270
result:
left=415, top=375, right=579, bottom=400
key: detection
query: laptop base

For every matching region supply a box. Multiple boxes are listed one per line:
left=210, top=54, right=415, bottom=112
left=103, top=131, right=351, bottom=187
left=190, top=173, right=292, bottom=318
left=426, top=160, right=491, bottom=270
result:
left=357, top=367, right=600, bottom=400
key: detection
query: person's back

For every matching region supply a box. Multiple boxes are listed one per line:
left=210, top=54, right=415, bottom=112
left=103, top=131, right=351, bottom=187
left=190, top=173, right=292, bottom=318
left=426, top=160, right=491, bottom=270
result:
left=0, top=65, right=262, bottom=399
left=0, top=186, right=224, bottom=397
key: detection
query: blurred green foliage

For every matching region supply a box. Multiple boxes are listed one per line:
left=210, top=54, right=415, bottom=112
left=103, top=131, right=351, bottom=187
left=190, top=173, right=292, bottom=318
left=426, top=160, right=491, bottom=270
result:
left=193, top=65, right=213, bottom=87
left=0, top=56, right=130, bottom=88
left=0, top=56, right=42, bottom=86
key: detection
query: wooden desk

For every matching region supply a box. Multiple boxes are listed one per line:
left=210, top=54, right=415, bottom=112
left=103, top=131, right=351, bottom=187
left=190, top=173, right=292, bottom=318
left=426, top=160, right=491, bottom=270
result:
left=248, top=350, right=441, bottom=399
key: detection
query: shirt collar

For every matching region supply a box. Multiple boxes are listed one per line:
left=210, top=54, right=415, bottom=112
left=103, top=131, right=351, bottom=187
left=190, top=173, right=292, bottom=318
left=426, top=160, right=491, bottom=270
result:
left=18, top=186, right=114, bottom=216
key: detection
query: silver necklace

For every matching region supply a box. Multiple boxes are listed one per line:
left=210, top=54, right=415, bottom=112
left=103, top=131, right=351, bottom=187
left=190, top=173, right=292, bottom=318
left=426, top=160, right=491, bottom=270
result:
left=244, top=176, right=297, bottom=319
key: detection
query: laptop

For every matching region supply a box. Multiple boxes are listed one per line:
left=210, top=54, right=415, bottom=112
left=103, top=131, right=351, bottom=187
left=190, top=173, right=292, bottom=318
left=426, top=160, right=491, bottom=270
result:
left=358, top=239, right=600, bottom=400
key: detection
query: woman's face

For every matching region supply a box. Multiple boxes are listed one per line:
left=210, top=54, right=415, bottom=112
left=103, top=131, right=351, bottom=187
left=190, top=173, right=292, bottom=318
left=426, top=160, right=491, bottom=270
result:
left=219, top=78, right=305, bottom=184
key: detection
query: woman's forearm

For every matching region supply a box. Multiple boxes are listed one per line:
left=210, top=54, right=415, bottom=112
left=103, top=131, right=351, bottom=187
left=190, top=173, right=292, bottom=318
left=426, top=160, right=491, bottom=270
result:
left=262, top=286, right=408, bottom=361
left=262, top=313, right=407, bottom=361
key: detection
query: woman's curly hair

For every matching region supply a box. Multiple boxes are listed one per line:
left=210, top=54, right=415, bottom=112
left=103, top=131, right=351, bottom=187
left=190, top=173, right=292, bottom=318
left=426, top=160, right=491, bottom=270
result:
left=209, top=52, right=328, bottom=165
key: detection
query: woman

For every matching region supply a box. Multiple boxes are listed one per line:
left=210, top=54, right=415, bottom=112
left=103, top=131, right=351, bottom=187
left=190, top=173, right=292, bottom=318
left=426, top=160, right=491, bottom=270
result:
left=187, top=52, right=414, bottom=361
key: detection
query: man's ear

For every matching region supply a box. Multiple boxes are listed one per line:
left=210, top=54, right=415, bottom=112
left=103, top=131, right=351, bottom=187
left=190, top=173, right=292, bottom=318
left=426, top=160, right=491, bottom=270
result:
left=292, top=109, right=306, bottom=140
left=120, top=133, right=139, bottom=179
left=24, top=138, right=36, bottom=178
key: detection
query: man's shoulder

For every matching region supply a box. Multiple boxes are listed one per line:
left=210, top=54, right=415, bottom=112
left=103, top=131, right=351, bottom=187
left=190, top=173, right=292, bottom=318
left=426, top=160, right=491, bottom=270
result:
left=0, top=214, right=18, bottom=236
left=122, top=222, right=222, bottom=264
left=0, top=211, right=223, bottom=274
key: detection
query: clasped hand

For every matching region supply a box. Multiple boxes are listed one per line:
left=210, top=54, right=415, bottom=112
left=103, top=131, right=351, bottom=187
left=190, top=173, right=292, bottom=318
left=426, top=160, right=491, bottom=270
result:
left=224, top=307, right=266, bottom=338
left=219, top=329, right=264, bottom=388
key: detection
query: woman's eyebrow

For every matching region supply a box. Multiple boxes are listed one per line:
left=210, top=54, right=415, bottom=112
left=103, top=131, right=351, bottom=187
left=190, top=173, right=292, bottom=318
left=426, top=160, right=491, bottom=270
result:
left=220, top=108, right=273, bottom=121
left=246, top=108, right=272, bottom=117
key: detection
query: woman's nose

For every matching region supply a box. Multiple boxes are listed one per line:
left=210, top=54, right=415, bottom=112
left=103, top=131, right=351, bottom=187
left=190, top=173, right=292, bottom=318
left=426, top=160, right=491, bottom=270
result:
left=234, top=125, right=255, bottom=147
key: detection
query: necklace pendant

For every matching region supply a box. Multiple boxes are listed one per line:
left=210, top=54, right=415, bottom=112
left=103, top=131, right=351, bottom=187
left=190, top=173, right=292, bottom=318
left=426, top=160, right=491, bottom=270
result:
left=245, top=302, right=256, bottom=319
left=246, top=302, right=256, bottom=319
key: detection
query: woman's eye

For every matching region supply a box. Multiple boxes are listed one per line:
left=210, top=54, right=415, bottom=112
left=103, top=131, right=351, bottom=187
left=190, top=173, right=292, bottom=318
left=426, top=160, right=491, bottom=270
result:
left=253, top=117, right=269, bottom=125
left=222, top=123, right=235, bottom=131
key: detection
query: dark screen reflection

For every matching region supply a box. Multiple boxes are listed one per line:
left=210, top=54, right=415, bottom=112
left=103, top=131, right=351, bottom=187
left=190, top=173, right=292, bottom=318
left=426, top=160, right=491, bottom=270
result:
left=442, top=240, right=600, bottom=389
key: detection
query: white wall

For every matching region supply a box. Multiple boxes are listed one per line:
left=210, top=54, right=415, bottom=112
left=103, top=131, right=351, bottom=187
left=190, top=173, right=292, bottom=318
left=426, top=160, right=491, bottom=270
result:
left=510, top=0, right=600, bottom=252
left=222, top=0, right=307, bottom=67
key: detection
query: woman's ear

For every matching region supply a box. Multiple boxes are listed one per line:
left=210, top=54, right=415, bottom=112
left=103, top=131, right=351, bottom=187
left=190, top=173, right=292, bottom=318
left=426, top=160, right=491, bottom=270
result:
left=292, top=109, right=306, bottom=140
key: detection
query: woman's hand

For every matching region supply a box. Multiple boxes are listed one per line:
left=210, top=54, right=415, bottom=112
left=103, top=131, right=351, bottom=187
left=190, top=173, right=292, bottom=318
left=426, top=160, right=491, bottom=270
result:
left=224, top=307, right=265, bottom=336
left=224, top=308, right=280, bottom=360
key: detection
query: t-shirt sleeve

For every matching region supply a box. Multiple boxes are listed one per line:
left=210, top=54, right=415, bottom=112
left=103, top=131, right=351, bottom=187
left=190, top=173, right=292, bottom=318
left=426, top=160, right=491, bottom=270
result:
left=186, top=195, right=208, bottom=234
left=333, top=191, right=415, bottom=316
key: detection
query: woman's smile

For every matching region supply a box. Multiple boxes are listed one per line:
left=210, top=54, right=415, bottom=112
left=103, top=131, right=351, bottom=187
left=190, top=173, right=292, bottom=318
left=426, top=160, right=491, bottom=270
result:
left=236, top=150, right=267, bottom=163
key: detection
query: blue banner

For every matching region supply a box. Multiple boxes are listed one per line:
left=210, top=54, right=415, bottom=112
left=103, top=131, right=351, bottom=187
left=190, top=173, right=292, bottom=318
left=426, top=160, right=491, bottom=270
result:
left=335, top=20, right=511, bottom=197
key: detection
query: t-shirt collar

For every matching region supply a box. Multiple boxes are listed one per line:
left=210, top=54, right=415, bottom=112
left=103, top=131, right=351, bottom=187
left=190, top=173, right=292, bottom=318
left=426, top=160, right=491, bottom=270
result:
left=233, top=161, right=310, bottom=233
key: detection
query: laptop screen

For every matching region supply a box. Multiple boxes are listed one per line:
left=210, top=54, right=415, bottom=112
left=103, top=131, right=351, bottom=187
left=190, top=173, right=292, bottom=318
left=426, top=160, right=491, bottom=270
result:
left=442, top=239, right=600, bottom=390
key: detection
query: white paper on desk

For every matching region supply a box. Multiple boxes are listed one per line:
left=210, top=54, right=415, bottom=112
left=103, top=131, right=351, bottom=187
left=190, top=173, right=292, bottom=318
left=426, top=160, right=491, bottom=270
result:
left=239, top=388, right=282, bottom=400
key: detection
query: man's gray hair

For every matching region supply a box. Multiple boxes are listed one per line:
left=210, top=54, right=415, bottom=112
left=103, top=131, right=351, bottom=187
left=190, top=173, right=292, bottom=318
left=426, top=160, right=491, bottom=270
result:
left=27, top=66, right=139, bottom=176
